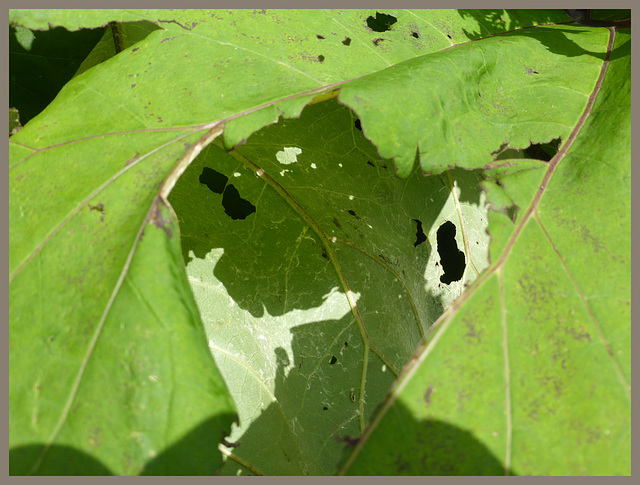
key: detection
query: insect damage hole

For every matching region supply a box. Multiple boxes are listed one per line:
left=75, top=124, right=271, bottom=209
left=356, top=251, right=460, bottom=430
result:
left=200, top=167, right=256, bottom=220
left=222, top=185, right=256, bottom=220
left=366, top=12, right=398, bottom=32
left=329, top=355, right=338, bottom=365
left=342, top=37, right=351, bottom=46
left=412, top=219, right=427, bottom=247
left=437, top=221, right=466, bottom=284
left=318, top=54, right=325, bottom=63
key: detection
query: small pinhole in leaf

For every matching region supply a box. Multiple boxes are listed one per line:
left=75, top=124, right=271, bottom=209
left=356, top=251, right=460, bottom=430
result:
left=411, top=31, right=420, bottom=38
left=221, top=185, right=256, bottom=220
left=446, top=34, right=452, bottom=39
left=318, top=54, right=325, bottom=63
left=344, top=341, right=349, bottom=347
left=342, top=37, right=351, bottom=46
left=354, top=119, right=362, bottom=130
left=316, top=34, right=325, bottom=39
left=412, top=219, right=427, bottom=247
left=329, top=355, right=337, bottom=365
left=366, top=161, right=374, bottom=167
left=323, top=406, right=328, bottom=410
left=437, top=221, right=466, bottom=284
left=348, top=210, right=356, bottom=217
left=366, top=12, right=398, bottom=32
left=372, top=38, right=384, bottom=46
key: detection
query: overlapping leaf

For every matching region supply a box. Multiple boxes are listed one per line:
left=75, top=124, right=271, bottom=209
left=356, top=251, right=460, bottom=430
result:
left=340, top=27, right=630, bottom=476
left=169, top=99, right=489, bottom=474
left=9, top=8, right=629, bottom=476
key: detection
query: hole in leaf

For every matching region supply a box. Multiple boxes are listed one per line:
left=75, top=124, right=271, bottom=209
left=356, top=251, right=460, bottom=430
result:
left=329, top=355, right=337, bottom=365
left=524, top=138, right=561, bottom=161
left=372, top=38, right=384, bottom=46
left=366, top=12, right=398, bottom=32
left=437, top=221, right=466, bottom=284
left=446, top=34, right=452, bottom=39
left=412, top=219, right=427, bottom=247
left=494, top=138, right=561, bottom=162
left=348, top=210, right=356, bottom=216
left=316, top=34, right=325, bottom=39
left=323, top=406, right=328, bottom=410
left=366, top=161, right=374, bottom=167
left=199, top=167, right=228, bottom=194
left=342, top=37, right=352, bottom=46
left=221, top=184, right=256, bottom=220
left=411, top=31, right=420, bottom=38
left=354, top=119, right=362, bottom=130
left=344, top=341, right=348, bottom=347
left=318, top=54, right=325, bottom=62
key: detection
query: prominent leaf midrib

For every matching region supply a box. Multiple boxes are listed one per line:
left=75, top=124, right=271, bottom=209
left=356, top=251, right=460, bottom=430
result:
left=28, top=194, right=158, bottom=475
left=9, top=129, right=199, bottom=281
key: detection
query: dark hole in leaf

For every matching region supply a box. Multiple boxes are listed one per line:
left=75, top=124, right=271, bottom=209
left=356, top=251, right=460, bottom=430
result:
left=344, top=341, right=348, bottom=347
left=366, top=12, right=398, bottom=32
left=321, top=247, right=329, bottom=260
left=446, top=34, right=452, bottom=39
left=199, top=167, right=228, bottom=194
left=366, top=161, right=375, bottom=167
left=221, top=185, right=256, bottom=220
left=318, top=54, right=325, bottom=63
left=494, top=138, right=561, bottom=162
left=316, top=34, right=325, bottom=39
left=412, top=219, right=427, bottom=247
left=348, top=210, right=357, bottom=218
left=354, top=119, right=362, bottom=130
left=329, top=355, right=337, bottom=365
left=342, top=37, right=352, bottom=46
left=411, top=31, right=420, bottom=38
left=523, top=138, right=561, bottom=161
left=323, top=406, right=328, bottom=410
left=372, top=38, right=384, bottom=46
left=437, top=221, right=466, bottom=284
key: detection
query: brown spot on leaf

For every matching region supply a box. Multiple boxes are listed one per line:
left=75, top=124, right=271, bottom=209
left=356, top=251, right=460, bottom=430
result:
left=150, top=198, right=173, bottom=239
left=424, top=384, right=434, bottom=404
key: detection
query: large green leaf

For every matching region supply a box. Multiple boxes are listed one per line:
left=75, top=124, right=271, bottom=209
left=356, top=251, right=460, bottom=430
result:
left=9, top=9, right=630, bottom=476
left=339, top=27, right=630, bottom=476
left=168, top=98, right=489, bottom=475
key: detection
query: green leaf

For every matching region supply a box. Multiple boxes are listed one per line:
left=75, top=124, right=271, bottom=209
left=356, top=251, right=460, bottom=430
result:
left=168, top=98, right=489, bottom=475
left=339, top=28, right=630, bottom=476
left=9, top=9, right=630, bottom=476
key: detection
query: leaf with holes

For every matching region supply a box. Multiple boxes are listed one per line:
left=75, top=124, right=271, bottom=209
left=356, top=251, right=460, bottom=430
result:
left=339, top=21, right=630, bottom=477
left=169, top=98, right=489, bottom=475
left=9, top=8, right=630, bottom=476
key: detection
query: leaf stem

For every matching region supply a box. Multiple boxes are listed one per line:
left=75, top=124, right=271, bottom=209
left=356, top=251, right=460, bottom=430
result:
left=218, top=444, right=265, bottom=476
